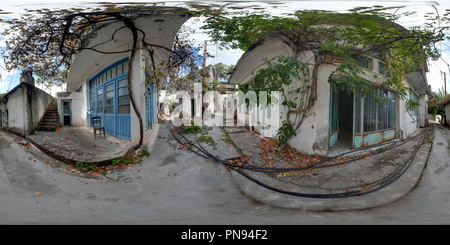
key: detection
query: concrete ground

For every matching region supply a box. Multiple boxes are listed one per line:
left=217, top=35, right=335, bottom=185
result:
left=25, top=126, right=134, bottom=165
left=1, top=119, right=433, bottom=212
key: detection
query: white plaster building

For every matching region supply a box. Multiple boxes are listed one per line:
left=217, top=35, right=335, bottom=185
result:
left=227, top=31, right=430, bottom=157
left=57, top=9, right=189, bottom=148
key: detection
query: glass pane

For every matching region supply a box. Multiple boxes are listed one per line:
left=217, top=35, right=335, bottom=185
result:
left=118, top=95, right=130, bottom=104
left=377, top=90, right=387, bottom=130
left=98, top=107, right=104, bottom=114
left=118, top=79, right=127, bottom=88
left=388, top=91, right=396, bottom=129
left=364, top=90, right=377, bottom=133
left=118, top=105, right=130, bottom=114
left=102, top=73, right=105, bottom=83
left=119, top=87, right=129, bottom=96
left=106, top=84, right=114, bottom=92
left=106, top=98, right=114, bottom=106
left=98, top=88, right=103, bottom=96
left=106, top=70, right=110, bottom=81
left=117, top=64, right=123, bottom=76
left=106, top=107, right=114, bottom=114
left=123, top=61, right=129, bottom=72
left=111, top=66, right=116, bottom=78
left=354, top=89, right=361, bottom=134
left=106, top=91, right=114, bottom=99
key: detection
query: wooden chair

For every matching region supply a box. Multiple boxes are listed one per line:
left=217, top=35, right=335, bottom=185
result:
left=92, top=117, right=106, bottom=140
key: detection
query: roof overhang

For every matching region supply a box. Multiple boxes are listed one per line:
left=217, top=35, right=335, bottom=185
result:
left=227, top=32, right=296, bottom=85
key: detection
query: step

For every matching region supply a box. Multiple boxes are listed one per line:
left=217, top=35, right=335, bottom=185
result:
left=42, top=122, right=57, bottom=126
left=40, top=126, right=56, bottom=131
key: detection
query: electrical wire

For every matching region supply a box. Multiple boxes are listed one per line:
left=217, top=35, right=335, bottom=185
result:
left=169, top=121, right=427, bottom=198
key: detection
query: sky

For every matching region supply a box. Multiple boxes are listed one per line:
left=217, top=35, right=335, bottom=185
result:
left=1, top=0, right=450, bottom=95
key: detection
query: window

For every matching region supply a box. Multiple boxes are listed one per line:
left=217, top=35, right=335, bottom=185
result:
left=106, top=84, right=114, bottom=114
left=379, top=62, right=391, bottom=77
left=97, top=88, right=103, bottom=114
left=117, top=79, right=130, bottom=114
left=362, top=87, right=396, bottom=133
left=91, top=92, right=96, bottom=113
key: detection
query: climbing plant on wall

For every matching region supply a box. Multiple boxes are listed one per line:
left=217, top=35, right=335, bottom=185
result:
left=202, top=6, right=446, bottom=147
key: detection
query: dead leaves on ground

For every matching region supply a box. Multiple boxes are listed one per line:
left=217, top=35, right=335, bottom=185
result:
left=225, top=137, right=366, bottom=179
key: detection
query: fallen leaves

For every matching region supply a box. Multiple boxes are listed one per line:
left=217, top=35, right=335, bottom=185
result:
left=33, top=191, right=43, bottom=195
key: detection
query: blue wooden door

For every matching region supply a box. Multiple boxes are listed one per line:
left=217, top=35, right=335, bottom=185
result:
left=90, top=58, right=130, bottom=140
left=145, top=84, right=154, bottom=129
left=116, top=78, right=131, bottom=140
left=104, top=82, right=115, bottom=135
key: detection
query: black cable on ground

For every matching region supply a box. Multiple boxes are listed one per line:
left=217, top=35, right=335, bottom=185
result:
left=168, top=121, right=427, bottom=198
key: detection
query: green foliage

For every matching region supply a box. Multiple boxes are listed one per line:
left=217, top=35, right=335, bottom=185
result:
left=137, top=147, right=150, bottom=158
left=204, top=6, right=445, bottom=147
left=198, top=135, right=212, bottom=143
left=75, top=162, right=98, bottom=172
left=277, top=120, right=297, bottom=148
left=184, top=124, right=201, bottom=134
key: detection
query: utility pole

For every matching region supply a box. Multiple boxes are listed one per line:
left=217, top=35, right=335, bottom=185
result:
left=442, top=71, right=447, bottom=96
left=203, top=40, right=207, bottom=84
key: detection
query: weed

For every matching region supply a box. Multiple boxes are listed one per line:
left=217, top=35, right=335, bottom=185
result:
left=198, top=136, right=213, bottom=143
left=75, top=162, right=98, bottom=172
left=184, top=124, right=201, bottom=134
left=137, top=147, right=150, bottom=157
left=375, top=147, right=386, bottom=153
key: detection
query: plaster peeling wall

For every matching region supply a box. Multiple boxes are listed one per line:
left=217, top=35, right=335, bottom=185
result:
left=0, top=83, right=54, bottom=136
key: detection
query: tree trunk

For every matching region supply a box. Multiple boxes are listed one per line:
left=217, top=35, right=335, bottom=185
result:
left=123, top=17, right=144, bottom=149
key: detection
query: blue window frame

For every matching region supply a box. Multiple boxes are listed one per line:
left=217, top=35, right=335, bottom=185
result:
left=145, top=83, right=155, bottom=130
left=90, top=57, right=131, bottom=140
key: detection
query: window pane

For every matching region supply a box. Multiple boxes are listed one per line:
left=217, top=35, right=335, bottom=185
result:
left=354, top=89, right=361, bottom=134
left=106, top=84, right=114, bottom=92
left=111, top=66, right=116, bottom=78
left=106, top=70, right=110, bottom=81
left=118, top=95, right=130, bottom=104
left=388, top=91, right=396, bottom=129
left=117, top=64, right=123, bottom=76
left=98, top=107, right=104, bottom=114
left=106, top=107, right=114, bottom=114
left=106, top=91, right=114, bottom=99
left=106, top=98, right=114, bottom=106
left=118, top=79, right=127, bottom=88
left=377, top=90, right=387, bottom=130
left=119, top=87, right=128, bottom=96
left=364, top=90, right=377, bottom=133
left=123, top=61, right=129, bottom=72
left=118, top=105, right=130, bottom=114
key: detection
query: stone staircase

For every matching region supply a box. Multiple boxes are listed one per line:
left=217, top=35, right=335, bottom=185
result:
left=39, top=99, right=59, bottom=132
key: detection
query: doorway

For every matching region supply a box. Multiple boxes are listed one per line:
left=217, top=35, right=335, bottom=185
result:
left=61, top=99, right=72, bottom=126
left=329, top=82, right=354, bottom=151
